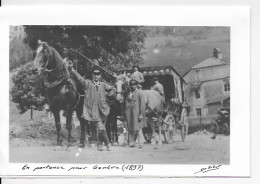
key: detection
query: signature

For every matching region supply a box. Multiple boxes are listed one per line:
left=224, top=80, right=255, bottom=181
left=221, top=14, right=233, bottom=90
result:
left=194, top=165, right=222, bottom=174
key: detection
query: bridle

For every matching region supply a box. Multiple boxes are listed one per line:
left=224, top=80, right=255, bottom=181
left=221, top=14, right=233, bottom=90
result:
left=116, top=78, right=128, bottom=102
left=37, top=45, right=55, bottom=73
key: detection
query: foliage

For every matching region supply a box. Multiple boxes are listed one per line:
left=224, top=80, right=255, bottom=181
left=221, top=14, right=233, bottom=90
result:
left=10, top=62, right=46, bottom=114
left=23, top=26, right=148, bottom=80
left=9, top=26, right=34, bottom=70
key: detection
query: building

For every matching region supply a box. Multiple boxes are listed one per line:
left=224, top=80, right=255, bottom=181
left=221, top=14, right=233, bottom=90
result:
left=183, top=48, right=230, bottom=117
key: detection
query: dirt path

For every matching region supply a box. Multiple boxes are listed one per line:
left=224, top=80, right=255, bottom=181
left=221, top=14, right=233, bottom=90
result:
left=10, top=133, right=229, bottom=164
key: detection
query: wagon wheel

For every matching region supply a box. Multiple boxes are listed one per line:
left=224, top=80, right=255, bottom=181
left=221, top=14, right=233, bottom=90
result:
left=163, top=114, right=175, bottom=144
left=181, top=123, right=189, bottom=142
left=222, top=123, right=229, bottom=135
left=181, top=113, right=189, bottom=142
left=142, top=127, right=152, bottom=143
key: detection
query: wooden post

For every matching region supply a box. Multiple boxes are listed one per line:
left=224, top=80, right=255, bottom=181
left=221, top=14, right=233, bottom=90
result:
left=30, top=108, right=33, bottom=120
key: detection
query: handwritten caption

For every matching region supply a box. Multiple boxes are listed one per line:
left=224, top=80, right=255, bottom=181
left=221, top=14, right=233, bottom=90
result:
left=22, top=164, right=144, bottom=172
left=194, top=165, right=222, bottom=174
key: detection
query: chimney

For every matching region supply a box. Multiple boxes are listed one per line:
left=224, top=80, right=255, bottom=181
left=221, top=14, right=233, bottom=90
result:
left=213, top=48, right=223, bottom=59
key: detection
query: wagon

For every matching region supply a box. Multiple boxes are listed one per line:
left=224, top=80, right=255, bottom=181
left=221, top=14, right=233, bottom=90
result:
left=125, top=66, right=189, bottom=144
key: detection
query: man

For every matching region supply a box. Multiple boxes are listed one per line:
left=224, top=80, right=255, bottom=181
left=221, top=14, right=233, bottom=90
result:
left=130, top=66, right=145, bottom=89
left=151, top=76, right=165, bottom=103
left=68, top=64, right=116, bottom=151
left=125, top=80, right=146, bottom=148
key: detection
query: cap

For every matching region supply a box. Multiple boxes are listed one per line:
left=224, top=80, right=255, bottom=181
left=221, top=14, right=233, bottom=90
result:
left=132, top=65, right=140, bottom=70
left=129, top=79, right=138, bottom=85
left=91, top=66, right=101, bottom=74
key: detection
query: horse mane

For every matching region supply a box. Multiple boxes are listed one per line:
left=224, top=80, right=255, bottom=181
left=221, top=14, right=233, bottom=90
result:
left=49, top=46, right=69, bottom=80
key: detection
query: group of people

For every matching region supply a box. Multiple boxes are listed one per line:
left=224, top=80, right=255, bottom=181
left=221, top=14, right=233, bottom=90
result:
left=67, top=63, right=165, bottom=151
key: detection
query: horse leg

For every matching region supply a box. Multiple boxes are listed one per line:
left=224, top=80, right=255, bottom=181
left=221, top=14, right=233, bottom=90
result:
left=157, top=117, right=162, bottom=145
left=112, top=113, right=119, bottom=145
left=53, top=110, right=62, bottom=146
left=148, top=115, right=156, bottom=145
left=105, top=115, right=112, bottom=144
left=66, top=111, right=73, bottom=148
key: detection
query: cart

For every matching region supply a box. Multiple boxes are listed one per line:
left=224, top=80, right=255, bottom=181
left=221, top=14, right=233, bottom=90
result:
left=127, top=66, right=188, bottom=144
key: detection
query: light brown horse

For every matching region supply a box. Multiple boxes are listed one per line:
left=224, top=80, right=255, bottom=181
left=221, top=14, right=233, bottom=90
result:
left=115, top=74, right=164, bottom=145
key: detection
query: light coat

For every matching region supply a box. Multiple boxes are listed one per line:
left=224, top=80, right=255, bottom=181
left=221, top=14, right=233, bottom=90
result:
left=125, top=89, right=146, bottom=131
left=71, top=69, right=116, bottom=121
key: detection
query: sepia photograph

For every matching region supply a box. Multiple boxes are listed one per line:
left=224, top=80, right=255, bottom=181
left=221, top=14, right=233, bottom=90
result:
left=9, top=25, right=230, bottom=164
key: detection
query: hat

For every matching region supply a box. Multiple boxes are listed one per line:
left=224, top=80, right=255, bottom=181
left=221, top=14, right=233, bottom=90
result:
left=129, top=80, right=137, bottom=85
left=91, top=66, right=101, bottom=74
left=132, top=65, right=140, bottom=70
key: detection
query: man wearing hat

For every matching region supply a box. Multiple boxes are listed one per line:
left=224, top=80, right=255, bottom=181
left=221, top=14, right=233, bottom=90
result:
left=68, top=65, right=116, bottom=151
left=151, top=76, right=165, bottom=103
left=125, top=79, right=146, bottom=148
left=130, top=66, right=145, bottom=89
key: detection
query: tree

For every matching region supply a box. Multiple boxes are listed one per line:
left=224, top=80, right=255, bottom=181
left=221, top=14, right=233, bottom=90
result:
left=9, top=26, right=34, bottom=70
left=23, top=26, right=148, bottom=80
left=10, top=62, right=46, bottom=119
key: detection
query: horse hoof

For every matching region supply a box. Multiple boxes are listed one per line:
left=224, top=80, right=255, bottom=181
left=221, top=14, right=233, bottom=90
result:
left=157, top=141, right=162, bottom=146
left=113, top=142, right=119, bottom=146
left=106, top=144, right=111, bottom=151
left=151, top=138, right=156, bottom=145
left=97, top=145, right=103, bottom=151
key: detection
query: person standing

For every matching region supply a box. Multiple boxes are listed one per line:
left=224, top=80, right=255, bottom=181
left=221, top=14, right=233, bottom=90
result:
left=125, top=80, right=146, bottom=148
left=130, top=66, right=145, bottom=89
left=151, top=76, right=165, bottom=103
left=68, top=64, right=116, bottom=151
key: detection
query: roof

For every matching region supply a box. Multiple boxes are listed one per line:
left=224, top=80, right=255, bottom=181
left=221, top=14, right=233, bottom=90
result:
left=125, top=65, right=187, bottom=84
left=192, top=57, right=228, bottom=69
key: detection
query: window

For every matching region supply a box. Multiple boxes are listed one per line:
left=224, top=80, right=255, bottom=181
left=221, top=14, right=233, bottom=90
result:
left=49, top=112, right=53, bottom=118
left=224, top=79, right=230, bottom=92
left=196, top=108, right=202, bottom=116
left=195, top=70, right=201, bottom=81
left=194, top=89, right=200, bottom=99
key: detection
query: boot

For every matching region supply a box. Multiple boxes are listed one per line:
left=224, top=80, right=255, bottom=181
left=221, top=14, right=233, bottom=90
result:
left=97, top=131, right=103, bottom=151
left=100, top=130, right=111, bottom=151
left=129, top=130, right=135, bottom=147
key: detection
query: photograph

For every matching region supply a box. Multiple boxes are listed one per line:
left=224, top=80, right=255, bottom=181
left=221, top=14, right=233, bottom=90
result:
left=9, top=25, right=230, bottom=164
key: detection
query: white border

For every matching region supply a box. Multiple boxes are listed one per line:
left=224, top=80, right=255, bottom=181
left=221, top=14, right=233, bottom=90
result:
left=0, top=5, right=250, bottom=177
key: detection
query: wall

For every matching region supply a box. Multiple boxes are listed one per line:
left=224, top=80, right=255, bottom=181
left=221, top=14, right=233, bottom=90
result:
left=184, top=63, right=230, bottom=117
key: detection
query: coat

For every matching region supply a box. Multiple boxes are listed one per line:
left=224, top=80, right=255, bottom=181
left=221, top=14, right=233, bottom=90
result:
left=130, top=71, right=145, bottom=84
left=71, top=69, right=116, bottom=121
left=125, top=89, right=146, bottom=131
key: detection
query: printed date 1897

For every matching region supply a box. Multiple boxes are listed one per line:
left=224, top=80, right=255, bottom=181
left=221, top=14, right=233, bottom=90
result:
left=121, top=164, right=144, bottom=172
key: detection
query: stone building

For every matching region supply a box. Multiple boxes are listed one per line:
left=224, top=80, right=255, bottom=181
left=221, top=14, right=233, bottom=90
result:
left=183, top=48, right=230, bottom=117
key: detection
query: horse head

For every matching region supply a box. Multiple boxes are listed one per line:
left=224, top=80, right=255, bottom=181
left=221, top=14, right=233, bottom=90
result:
left=115, top=75, right=129, bottom=103
left=34, top=40, right=53, bottom=75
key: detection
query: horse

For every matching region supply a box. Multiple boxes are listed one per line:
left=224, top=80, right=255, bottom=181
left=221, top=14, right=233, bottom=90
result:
left=105, top=96, right=123, bottom=145
left=34, top=41, right=87, bottom=148
left=115, top=74, right=165, bottom=145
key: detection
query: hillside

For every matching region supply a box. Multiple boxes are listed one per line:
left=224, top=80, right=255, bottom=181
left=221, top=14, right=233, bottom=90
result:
left=142, top=27, right=230, bottom=76
left=9, top=26, right=230, bottom=76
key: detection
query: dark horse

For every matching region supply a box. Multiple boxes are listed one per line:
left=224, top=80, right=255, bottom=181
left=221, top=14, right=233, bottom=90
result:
left=106, top=96, right=123, bottom=145
left=34, top=41, right=87, bottom=148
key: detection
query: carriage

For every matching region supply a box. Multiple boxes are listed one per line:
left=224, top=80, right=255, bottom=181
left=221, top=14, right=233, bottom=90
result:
left=123, top=66, right=189, bottom=144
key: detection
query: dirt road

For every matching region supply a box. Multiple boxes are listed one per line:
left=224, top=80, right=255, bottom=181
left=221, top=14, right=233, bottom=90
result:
left=10, top=133, right=229, bottom=164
